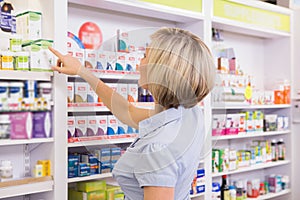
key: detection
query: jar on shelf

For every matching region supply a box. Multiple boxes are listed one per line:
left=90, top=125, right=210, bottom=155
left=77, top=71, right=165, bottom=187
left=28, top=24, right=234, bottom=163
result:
left=0, top=82, right=9, bottom=99
left=8, top=81, right=24, bottom=99
left=38, top=82, right=52, bottom=100
left=0, top=160, right=13, bottom=180
left=0, top=114, right=10, bottom=139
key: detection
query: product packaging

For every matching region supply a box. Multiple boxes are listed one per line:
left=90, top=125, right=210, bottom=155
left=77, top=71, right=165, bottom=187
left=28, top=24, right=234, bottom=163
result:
left=106, top=52, right=116, bottom=70
left=111, top=147, right=121, bottom=162
left=67, top=41, right=85, bottom=66
left=16, top=11, right=42, bottom=41
left=212, top=114, right=226, bottom=136
left=74, top=82, right=88, bottom=103
left=116, top=53, right=126, bottom=71
left=67, top=116, right=76, bottom=138
left=212, top=149, right=220, bottom=173
left=84, top=49, right=97, bottom=69
left=96, top=115, right=107, bottom=135
left=78, top=163, right=90, bottom=177
left=107, top=115, right=118, bottom=135
left=117, top=119, right=127, bottom=135
left=9, top=34, right=22, bottom=52
left=245, top=111, right=254, bottom=132
left=32, top=111, right=52, bottom=138
left=68, top=190, right=106, bottom=200
left=38, top=82, right=52, bottom=100
left=68, top=154, right=80, bottom=178
left=81, top=154, right=99, bottom=175
left=94, top=148, right=111, bottom=163
left=1, top=51, right=14, bottom=70
left=96, top=51, right=106, bottom=70
left=126, top=53, right=136, bottom=71
left=10, top=112, right=32, bottom=139
left=117, top=29, right=129, bottom=53
left=33, top=164, right=43, bottom=178
left=127, top=84, right=138, bottom=102
left=77, top=180, right=107, bottom=192
left=15, top=51, right=29, bottom=71
left=264, top=114, right=278, bottom=132
left=67, top=82, right=74, bottom=103
left=219, top=148, right=229, bottom=172
left=225, top=114, right=239, bottom=135
left=87, top=84, right=98, bottom=103
left=253, top=111, right=264, bottom=132
left=117, top=84, right=128, bottom=100
left=75, top=116, right=88, bottom=137
left=37, top=160, right=51, bottom=176
left=86, top=116, right=97, bottom=137
left=99, top=161, right=111, bottom=174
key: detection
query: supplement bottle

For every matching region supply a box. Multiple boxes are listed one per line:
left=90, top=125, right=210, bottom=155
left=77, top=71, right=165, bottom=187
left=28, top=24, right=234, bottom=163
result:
left=1, top=1, right=13, bottom=32
left=0, top=160, right=13, bottom=179
left=271, top=139, right=277, bottom=161
left=0, top=114, right=10, bottom=139
left=277, top=138, right=285, bottom=160
left=221, top=175, right=230, bottom=200
left=229, top=185, right=236, bottom=200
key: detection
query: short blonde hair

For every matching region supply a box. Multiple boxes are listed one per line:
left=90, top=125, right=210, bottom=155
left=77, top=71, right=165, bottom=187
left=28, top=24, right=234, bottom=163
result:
left=146, top=27, right=215, bottom=109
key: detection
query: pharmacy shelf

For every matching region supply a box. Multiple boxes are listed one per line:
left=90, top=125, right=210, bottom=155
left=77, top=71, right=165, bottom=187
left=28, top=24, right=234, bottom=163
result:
left=212, top=130, right=290, bottom=140
left=212, top=103, right=291, bottom=110
left=68, top=0, right=204, bottom=23
left=190, top=193, right=204, bottom=198
left=69, top=70, right=140, bottom=80
left=0, top=180, right=54, bottom=199
left=247, top=189, right=291, bottom=200
left=212, top=160, right=290, bottom=178
left=68, top=102, right=155, bottom=112
left=68, top=173, right=112, bottom=183
left=0, top=71, right=53, bottom=81
left=212, top=17, right=290, bottom=39
left=0, top=138, right=54, bottom=146
left=68, top=134, right=137, bottom=147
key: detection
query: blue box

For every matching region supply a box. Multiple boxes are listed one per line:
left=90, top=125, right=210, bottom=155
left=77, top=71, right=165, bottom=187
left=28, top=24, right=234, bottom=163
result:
left=79, top=163, right=90, bottom=177
left=99, top=161, right=111, bottom=174
left=81, top=154, right=99, bottom=175
left=68, top=154, right=80, bottom=178
left=95, top=148, right=111, bottom=162
left=111, top=147, right=121, bottom=162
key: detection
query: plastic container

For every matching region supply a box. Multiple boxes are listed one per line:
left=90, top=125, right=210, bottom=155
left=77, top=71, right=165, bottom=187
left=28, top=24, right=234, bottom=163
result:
left=229, top=185, right=236, bottom=200
left=1, top=51, right=14, bottom=70
left=9, top=34, right=22, bottom=52
left=8, top=82, right=24, bottom=99
left=0, top=82, right=9, bottom=98
left=15, top=51, right=29, bottom=70
left=1, top=1, right=14, bottom=32
left=277, top=138, right=285, bottom=160
left=38, top=82, right=52, bottom=100
left=271, top=139, right=278, bottom=161
left=0, top=114, right=10, bottom=139
left=0, top=160, right=13, bottom=179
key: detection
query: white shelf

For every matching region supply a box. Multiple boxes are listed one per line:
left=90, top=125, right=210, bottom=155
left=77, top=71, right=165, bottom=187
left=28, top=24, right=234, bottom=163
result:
left=247, top=189, right=291, bottom=200
left=0, top=138, right=54, bottom=146
left=212, top=130, right=290, bottom=140
left=212, top=103, right=291, bottom=110
left=212, top=17, right=290, bottom=39
left=68, top=102, right=155, bottom=112
left=212, top=160, right=290, bottom=178
left=0, top=71, right=53, bottom=81
left=190, top=192, right=204, bottom=198
left=69, top=70, right=140, bottom=80
left=0, top=180, right=54, bottom=199
left=68, top=134, right=137, bottom=147
left=68, top=173, right=112, bottom=183
left=68, top=0, right=204, bottom=23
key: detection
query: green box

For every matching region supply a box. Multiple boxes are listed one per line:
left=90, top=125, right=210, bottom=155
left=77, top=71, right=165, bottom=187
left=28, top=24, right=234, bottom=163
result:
left=68, top=189, right=106, bottom=200
left=212, top=149, right=219, bottom=173
left=140, top=0, right=202, bottom=13
left=77, top=180, right=107, bottom=193
left=106, top=185, right=124, bottom=200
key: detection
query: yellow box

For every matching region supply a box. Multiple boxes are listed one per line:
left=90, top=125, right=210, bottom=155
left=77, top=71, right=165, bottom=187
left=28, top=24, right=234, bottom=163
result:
left=37, top=160, right=51, bottom=176
left=77, top=180, right=107, bottom=193
left=140, top=0, right=202, bottom=13
left=106, top=185, right=123, bottom=200
left=68, top=189, right=106, bottom=200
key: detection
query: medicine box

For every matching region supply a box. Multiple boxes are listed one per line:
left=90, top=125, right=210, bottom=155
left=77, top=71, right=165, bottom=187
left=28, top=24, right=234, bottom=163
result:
left=116, top=53, right=126, bottom=71
left=34, top=39, right=54, bottom=71
left=212, top=114, right=226, bottom=136
left=68, top=116, right=76, bottom=138
left=239, top=113, right=246, bottom=133
left=37, top=160, right=51, bottom=176
left=67, top=39, right=85, bottom=66
left=86, top=116, right=97, bottom=137
left=68, top=190, right=106, bottom=200
left=117, top=119, right=127, bottom=135
left=68, top=154, right=79, bottom=178
left=264, top=114, right=278, bottom=132
left=253, top=111, right=264, bottom=132
left=81, top=154, right=99, bottom=175
left=94, top=148, right=111, bottom=162
left=117, top=84, right=128, bottom=100
left=96, top=51, right=106, bottom=70
left=67, top=82, right=74, bottom=103
left=75, top=116, right=88, bottom=137
left=127, top=84, right=138, bottom=102
left=16, top=11, right=42, bottom=41
left=219, top=148, right=229, bottom=172
left=96, top=115, right=107, bottom=135
left=75, top=82, right=88, bottom=103
left=111, top=147, right=121, bottom=162
left=87, top=84, right=98, bottom=103
left=99, top=161, right=111, bottom=174
left=126, top=53, right=136, bottom=71
left=107, top=115, right=118, bottom=135
left=225, top=114, right=239, bottom=135
left=85, top=49, right=97, bottom=69
left=117, top=30, right=129, bottom=53
left=245, top=111, right=254, bottom=132
left=77, top=180, right=107, bottom=193
left=212, top=149, right=219, bottom=173
left=32, top=111, right=52, bottom=138
left=78, top=163, right=90, bottom=177
left=268, top=175, right=282, bottom=193
left=106, top=185, right=124, bottom=200
left=10, top=112, right=32, bottom=139
left=106, top=52, right=116, bottom=70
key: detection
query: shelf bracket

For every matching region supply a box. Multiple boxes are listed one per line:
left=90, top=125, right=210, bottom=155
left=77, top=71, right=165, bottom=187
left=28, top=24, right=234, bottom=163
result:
left=24, top=144, right=31, bottom=177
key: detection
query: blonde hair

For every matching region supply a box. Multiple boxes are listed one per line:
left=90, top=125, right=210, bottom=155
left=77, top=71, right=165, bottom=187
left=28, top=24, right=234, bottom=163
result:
left=146, top=27, right=215, bottom=109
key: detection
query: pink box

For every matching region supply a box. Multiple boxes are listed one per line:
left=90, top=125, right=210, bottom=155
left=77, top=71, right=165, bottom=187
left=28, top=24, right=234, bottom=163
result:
left=225, top=114, right=239, bottom=135
left=10, top=112, right=32, bottom=139
left=212, top=114, right=226, bottom=136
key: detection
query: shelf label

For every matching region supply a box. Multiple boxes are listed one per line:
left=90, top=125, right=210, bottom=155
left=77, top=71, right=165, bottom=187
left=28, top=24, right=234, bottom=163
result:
left=214, top=0, right=290, bottom=32
left=140, top=0, right=202, bottom=13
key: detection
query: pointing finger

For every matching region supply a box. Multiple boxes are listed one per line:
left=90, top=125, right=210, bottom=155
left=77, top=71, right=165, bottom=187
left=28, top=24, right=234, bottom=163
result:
left=49, top=46, right=64, bottom=59
left=52, top=66, right=64, bottom=73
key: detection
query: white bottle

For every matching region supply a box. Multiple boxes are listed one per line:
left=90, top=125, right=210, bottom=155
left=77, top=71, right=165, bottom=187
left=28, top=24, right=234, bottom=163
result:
left=229, top=185, right=236, bottom=200
left=0, top=160, right=13, bottom=179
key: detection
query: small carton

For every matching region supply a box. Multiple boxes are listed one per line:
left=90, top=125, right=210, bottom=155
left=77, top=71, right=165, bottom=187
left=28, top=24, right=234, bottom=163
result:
left=32, top=111, right=52, bottom=138
left=67, top=82, right=74, bottom=103
left=68, top=190, right=106, bottom=200
left=75, top=82, right=88, bottom=103
left=225, top=114, right=239, bottom=135
left=111, top=147, right=121, bottom=162
left=219, top=148, right=229, bottom=172
left=68, top=154, right=79, bottom=178
left=77, top=180, right=107, bottom=193
left=253, top=111, right=264, bottom=132
left=127, top=84, right=138, bottom=102
left=264, top=114, right=278, bottom=132
left=117, top=84, right=127, bottom=100
left=106, top=52, right=116, bottom=70
left=212, top=114, right=226, bottom=136
left=117, top=119, right=128, bottom=135
left=87, top=84, right=98, bottom=103
left=115, top=53, right=126, bottom=71
left=96, top=51, right=106, bottom=70
left=96, top=115, right=107, bottom=135
left=78, top=163, right=90, bottom=177
left=81, top=154, right=99, bottom=175
left=86, top=116, right=97, bottom=137
left=117, top=29, right=129, bottom=53
left=75, top=116, right=88, bottom=137
left=68, top=116, right=76, bottom=138
left=212, top=149, right=219, bottom=173
left=99, top=161, right=111, bottom=174
left=16, top=11, right=42, bottom=41
left=107, top=115, right=118, bottom=135
left=10, top=112, right=32, bottom=139
left=37, top=160, right=51, bottom=176
left=126, top=53, right=136, bottom=71
left=94, top=148, right=111, bottom=162
left=245, top=111, right=254, bottom=132
left=85, top=49, right=97, bottom=69
left=239, top=113, right=246, bottom=133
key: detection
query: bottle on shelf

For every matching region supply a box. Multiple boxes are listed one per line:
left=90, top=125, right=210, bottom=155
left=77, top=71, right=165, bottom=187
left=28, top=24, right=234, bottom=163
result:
left=271, top=139, right=278, bottom=161
left=277, top=138, right=285, bottom=160
left=0, top=0, right=14, bottom=32
left=221, top=175, right=230, bottom=200
left=229, top=185, right=236, bottom=200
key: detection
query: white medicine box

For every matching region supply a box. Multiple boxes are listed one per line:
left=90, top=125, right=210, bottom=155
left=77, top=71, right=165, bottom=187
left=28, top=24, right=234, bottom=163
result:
left=16, top=11, right=42, bottom=41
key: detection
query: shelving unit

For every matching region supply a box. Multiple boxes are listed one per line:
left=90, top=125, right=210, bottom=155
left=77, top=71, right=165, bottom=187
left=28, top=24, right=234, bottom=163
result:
left=212, top=130, right=290, bottom=140
left=0, top=138, right=54, bottom=146
left=2, top=0, right=292, bottom=199
left=212, top=160, right=290, bottom=178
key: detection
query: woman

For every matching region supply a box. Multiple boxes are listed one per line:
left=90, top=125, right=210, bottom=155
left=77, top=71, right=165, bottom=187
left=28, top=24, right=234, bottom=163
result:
left=50, top=27, right=215, bottom=200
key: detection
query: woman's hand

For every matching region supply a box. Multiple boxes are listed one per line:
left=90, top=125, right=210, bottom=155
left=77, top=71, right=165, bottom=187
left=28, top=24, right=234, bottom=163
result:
left=49, top=47, right=82, bottom=75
